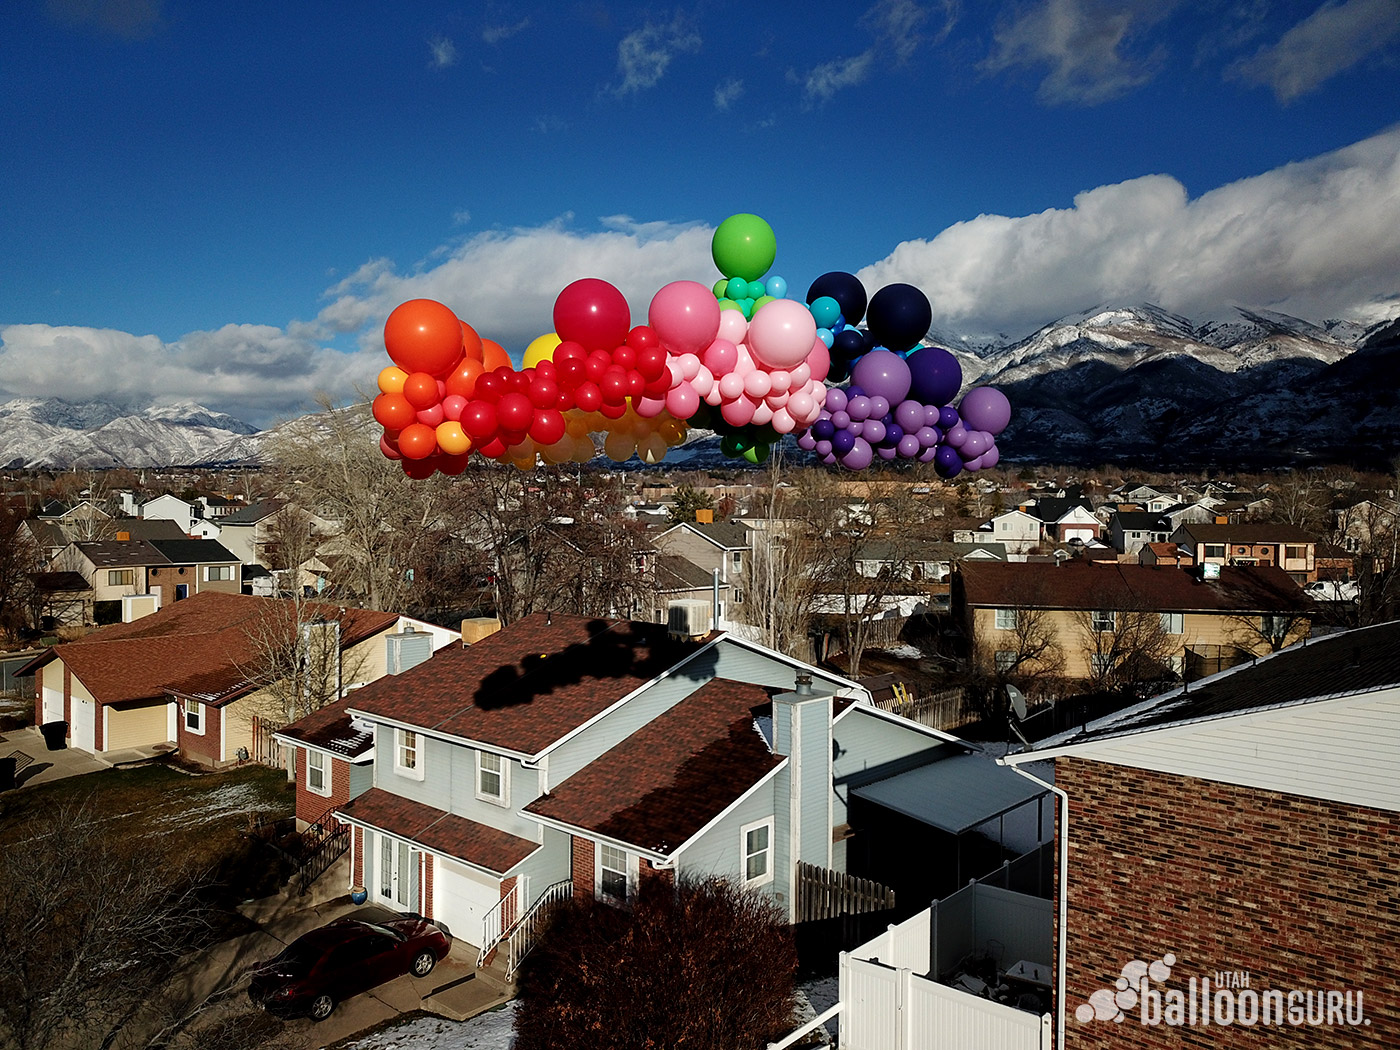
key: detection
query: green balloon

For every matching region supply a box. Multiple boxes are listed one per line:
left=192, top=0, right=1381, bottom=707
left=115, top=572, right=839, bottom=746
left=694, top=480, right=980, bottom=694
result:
left=713, top=279, right=729, bottom=298
left=726, top=277, right=749, bottom=300
left=712, top=213, right=777, bottom=281
left=743, top=443, right=771, bottom=465
left=752, top=294, right=776, bottom=314
left=718, top=299, right=742, bottom=312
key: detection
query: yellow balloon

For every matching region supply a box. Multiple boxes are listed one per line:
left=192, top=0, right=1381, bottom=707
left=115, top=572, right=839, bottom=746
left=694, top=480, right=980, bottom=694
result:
left=523, top=332, right=562, bottom=370
left=435, top=421, right=471, bottom=456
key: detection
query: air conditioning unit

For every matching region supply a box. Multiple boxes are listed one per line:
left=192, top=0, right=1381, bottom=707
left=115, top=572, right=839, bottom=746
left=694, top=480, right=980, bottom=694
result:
left=667, top=599, right=712, bottom=640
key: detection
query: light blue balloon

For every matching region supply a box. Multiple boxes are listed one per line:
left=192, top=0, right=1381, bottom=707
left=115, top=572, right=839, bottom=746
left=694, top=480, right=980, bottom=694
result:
left=810, top=295, right=841, bottom=329
left=818, top=327, right=835, bottom=348
left=766, top=274, right=788, bottom=299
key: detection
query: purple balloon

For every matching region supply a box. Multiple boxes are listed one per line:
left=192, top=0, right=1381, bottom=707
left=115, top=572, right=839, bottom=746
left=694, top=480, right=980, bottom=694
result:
left=841, top=437, right=873, bottom=471
left=945, top=422, right=968, bottom=448
left=918, top=444, right=938, bottom=462
left=876, top=445, right=899, bottom=461
left=885, top=423, right=904, bottom=446
left=816, top=439, right=833, bottom=456
left=830, top=410, right=851, bottom=430
left=963, top=455, right=984, bottom=471
left=897, top=434, right=922, bottom=457
left=863, top=421, right=886, bottom=444
left=847, top=396, right=872, bottom=422
left=832, top=428, right=857, bottom=454
left=812, top=417, right=835, bottom=440
left=982, top=443, right=1000, bottom=467
left=825, top=387, right=848, bottom=413
left=960, top=430, right=991, bottom=460
left=938, top=405, right=961, bottom=429
left=846, top=384, right=866, bottom=399
left=923, top=404, right=942, bottom=428
left=959, top=386, right=1012, bottom=435
left=797, top=432, right=818, bottom=451
left=916, top=425, right=939, bottom=447
left=867, top=395, right=890, bottom=420
left=907, top=346, right=962, bottom=406
left=822, top=452, right=838, bottom=465
left=848, top=421, right=865, bottom=437
left=895, top=399, right=924, bottom=432
left=934, top=444, right=963, bottom=478
left=850, top=350, right=912, bottom=404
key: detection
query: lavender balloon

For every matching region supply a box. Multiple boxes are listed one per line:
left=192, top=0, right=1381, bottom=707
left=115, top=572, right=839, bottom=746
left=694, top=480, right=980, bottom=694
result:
left=924, top=404, right=942, bottom=428
left=982, top=443, right=1000, bottom=468
left=897, top=434, right=922, bottom=457
left=918, top=445, right=938, bottom=462
left=960, top=429, right=991, bottom=460
left=841, top=437, right=873, bottom=470
left=958, top=386, right=1012, bottom=435
left=846, top=396, right=871, bottom=422
left=895, top=400, right=924, bottom=432
left=825, top=387, right=849, bottom=413
left=830, top=410, right=851, bottom=429
left=850, top=349, right=912, bottom=404
left=816, top=439, right=833, bottom=456
left=863, top=420, right=886, bottom=444
left=875, top=445, right=899, bottom=461
left=916, top=426, right=940, bottom=447
left=797, top=432, right=818, bottom=451
left=866, top=395, right=890, bottom=420
left=945, top=422, right=968, bottom=448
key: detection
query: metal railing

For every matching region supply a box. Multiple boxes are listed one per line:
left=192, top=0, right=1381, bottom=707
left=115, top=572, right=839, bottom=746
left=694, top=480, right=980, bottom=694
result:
left=296, top=805, right=350, bottom=896
left=476, top=879, right=523, bottom=968
left=504, top=879, right=573, bottom=978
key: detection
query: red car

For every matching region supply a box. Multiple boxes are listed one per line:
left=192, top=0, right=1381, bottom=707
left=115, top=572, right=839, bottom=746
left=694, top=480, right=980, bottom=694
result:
left=249, top=916, right=451, bottom=1021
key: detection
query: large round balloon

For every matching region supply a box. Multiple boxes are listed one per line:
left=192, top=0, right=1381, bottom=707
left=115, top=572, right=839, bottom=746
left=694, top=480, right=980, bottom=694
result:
left=851, top=349, right=912, bottom=404
left=384, top=299, right=464, bottom=376
left=712, top=214, right=777, bottom=281
left=959, top=386, right=1012, bottom=435
left=747, top=299, right=818, bottom=370
left=553, top=279, right=631, bottom=353
left=648, top=281, right=722, bottom=356
left=907, top=346, right=963, bottom=407
left=807, top=272, right=868, bottom=327
left=866, top=283, right=932, bottom=353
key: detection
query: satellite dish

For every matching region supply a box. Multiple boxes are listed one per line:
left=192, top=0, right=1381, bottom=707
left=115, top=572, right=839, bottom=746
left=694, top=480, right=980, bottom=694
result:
left=1006, top=683, right=1028, bottom=721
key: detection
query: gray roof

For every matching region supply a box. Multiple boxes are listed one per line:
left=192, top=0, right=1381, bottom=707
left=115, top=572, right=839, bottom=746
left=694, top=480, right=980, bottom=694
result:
left=149, top=538, right=239, bottom=564
left=77, top=539, right=166, bottom=568
left=852, top=752, right=1048, bottom=834
left=655, top=554, right=723, bottom=592
left=220, top=499, right=284, bottom=525
left=672, top=520, right=750, bottom=550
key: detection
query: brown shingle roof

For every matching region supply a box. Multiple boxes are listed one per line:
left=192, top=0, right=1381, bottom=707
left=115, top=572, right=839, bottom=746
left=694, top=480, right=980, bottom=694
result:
left=960, top=561, right=1310, bottom=614
left=345, top=612, right=709, bottom=756
left=337, top=788, right=539, bottom=875
left=275, top=698, right=373, bottom=759
left=524, top=678, right=782, bottom=855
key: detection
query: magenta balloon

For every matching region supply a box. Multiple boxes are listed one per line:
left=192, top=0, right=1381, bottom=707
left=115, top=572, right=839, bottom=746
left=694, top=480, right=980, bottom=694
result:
left=747, top=298, right=819, bottom=369
left=959, top=386, right=1012, bottom=435
left=704, top=338, right=739, bottom=376
left=648, top=281, right=721, bottom=356
left=851, top=349, right=911, bottom=404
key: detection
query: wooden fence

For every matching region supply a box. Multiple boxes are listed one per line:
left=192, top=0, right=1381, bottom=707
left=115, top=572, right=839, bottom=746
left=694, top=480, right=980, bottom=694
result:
left=250, top=714, right=284, bottom=767
left=795, top=861, right=896, bottom=923
left=875, top=686, right=975, bottom=732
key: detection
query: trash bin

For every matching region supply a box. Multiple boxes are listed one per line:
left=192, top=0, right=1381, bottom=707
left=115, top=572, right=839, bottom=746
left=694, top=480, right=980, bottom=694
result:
left=40, top=721, right=68, bottom=751
left=0, top=756, right=15, bottom=791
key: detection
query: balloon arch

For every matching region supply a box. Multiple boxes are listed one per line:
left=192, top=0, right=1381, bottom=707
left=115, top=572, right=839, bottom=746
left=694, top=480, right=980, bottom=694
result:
left=371, top=214, right=1010, bottom=478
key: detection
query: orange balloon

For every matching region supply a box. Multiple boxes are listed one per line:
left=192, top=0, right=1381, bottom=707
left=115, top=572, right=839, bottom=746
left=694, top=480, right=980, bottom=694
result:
left=444, top=357, right=485, bottom=400
left=402, top=371, right=441, bottom=410
left=384, top=299, right=464, bottom=376
left=378, top=366, right=408, bottom=395
left=397, top=422, right=438, bottom=460
left=435, top=421, right=472, bottom=456
left=460, top=321, right=484, bottom=362
left=372, top=393, right=416, bottom=430
left=481, top=338, right=512, bottom=372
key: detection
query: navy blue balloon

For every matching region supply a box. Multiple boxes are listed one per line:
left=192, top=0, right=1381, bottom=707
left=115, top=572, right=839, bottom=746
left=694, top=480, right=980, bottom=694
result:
left=812, top=418, right=836, bottom=440
left=807, top=271, right=868, bottom=326
left=934, top=444, right=963, bottom=479
left=833, top=327, right=868, bottom=362
left=866, top=283, right=932, bottom=353
left=908, top=346, right=963, bottom=407
left=884, top=423, right=904, bottom=447
left=832, top=428, right=857, bottom=455
left=938, top=404, right=961, bottom=429
left=846, top=383, right=866, bottom=399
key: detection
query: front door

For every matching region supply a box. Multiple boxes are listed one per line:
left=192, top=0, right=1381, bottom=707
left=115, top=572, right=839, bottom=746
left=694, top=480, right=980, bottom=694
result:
left=378, top=836, right=414, bottom=910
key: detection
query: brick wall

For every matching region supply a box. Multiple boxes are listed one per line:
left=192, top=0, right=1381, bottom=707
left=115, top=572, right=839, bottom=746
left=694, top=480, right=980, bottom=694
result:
left=571, top=836, right=594, bottom=901
left=177, top=702, right=222, bottom=765
left=1060, top=756, right=1399, bottom=1048
left=292, top=749, right=352, bottom=827
left=351, top=826, right=364, bottom=890
left=423, top=853, right=435, bottom=919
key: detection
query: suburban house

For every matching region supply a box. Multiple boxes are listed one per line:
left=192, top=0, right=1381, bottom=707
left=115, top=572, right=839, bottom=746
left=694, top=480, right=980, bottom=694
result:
left=1107, top=511, right=1174, bottom=556
left=957, top=561, right=1313, bottom=682
left=1137, top=542, right=1193, bottom=567
left=966, top=510, right=1042, bottom=555
left=20, top=591, right=454, bottom=765
left=140, top=493, right=201, bottom=534
left=1170, top=522, right=1318, bottom=583
left=651, top=517, right=751, bottom=622
left=1003, top=618, right=1400, bottom=1048
left=208, top=499, right=285, bottom=566
left=649, top=553, right=731, bottom=626
left=311, top=612, right=1046, bottom=970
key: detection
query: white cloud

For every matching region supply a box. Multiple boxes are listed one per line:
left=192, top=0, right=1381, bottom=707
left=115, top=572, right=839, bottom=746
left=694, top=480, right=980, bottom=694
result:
left=429, top=35, right=457, bottom=69
left=982, top=0, right=1176, bottom=105
left=714, top=76, right=744, bottom=111
left=856, top=125, right=1400, bottom=339
left=614, top=15, right=702, bottom=95
left=798, top=0, right=957, bottom=102
left=1229, top=0, right=1400, bottom=102
left=801, top=50, right=876, bottom=102
left=482, top=18, right=530, bottom=45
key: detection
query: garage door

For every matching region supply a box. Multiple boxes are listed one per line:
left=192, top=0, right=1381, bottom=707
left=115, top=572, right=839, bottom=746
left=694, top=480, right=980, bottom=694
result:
left=434, top=856, right=500, bottom=949
left=106, top=701, right=172, bottom=752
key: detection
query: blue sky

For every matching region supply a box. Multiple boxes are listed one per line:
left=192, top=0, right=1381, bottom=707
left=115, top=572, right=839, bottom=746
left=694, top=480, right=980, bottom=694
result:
left=2, top=0, right=1399, bottom=425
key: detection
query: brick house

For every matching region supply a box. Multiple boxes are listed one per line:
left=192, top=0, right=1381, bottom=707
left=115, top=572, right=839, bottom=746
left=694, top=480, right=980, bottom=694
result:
left=1004, top=619, right=1400, bottom=1048
left=1170, top=522, right=1318, bottom=584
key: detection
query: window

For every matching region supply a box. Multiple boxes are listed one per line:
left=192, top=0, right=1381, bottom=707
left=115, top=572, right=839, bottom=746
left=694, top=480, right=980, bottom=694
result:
left=183, top=698, right=203, bottom=734
left=204, top=565, right=234, bottom=581
left=1091, top=610, right=1116, bottom=633
left=733, top=588, right=745, bottom=604
left=476, top=751, right=507, bottom=805
left=395, top=729, right=423, bottom=779
left=1203, top=544, right=1226, bottom=559
left=307, top=750, right=329, bottom=795
left=994, top=608, right=1018, bottom=630
left=995, top=650, right=1018, bottom=672
left=108, top=569, right=134, bottom=587
left=742, top=818, right=774, bottom=886
left=731, top=551, right=743, bottom=572
left=1159, top=612, right=1184, bottom=635
left=1284, top=545, right=1307, bottom=561
left=599, top=844, right=630, bottom=902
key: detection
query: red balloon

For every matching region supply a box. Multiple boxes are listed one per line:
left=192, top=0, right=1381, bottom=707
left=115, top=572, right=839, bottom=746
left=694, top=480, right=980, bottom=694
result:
left=505, top=368, right=531, bottom=393
left=643, top=373, right=671, bottom=399
left=379, top=432, right=402, bottom=460
left=636, top=345, right=668, bottom=382
left=534, top=359, right=557, bottom=381
left=626, top=370, right=646, bottom=400
left=555, top=357, right=587, bottom=389
left=397, top=423, right=438, bottom=460
left=612, top=344, right=637, bottom=371
left=478, top=437, right=507, bottom=459
left=498, top=429, right=527, bottom=447
left=574, top=381, right=602, bottom=413
left=553, top=278, right=631, bottom=352
left=438, top=452, right=471, bottom=476
left=627, top=325, right=659, bottom=350
left=384, top=300, right=464, bottom=376
left=528, top=374, right=560, bottom=409
left=402, top=371, right=441, bottom=409
left=585, top=349, right=613, bottom=382
left=530, top=408, right=566, bottom=446
left=558, top=388, right=577, bottom=412
left=415, top=403, right=445, bottom=427
left=554, top=340, right=587, bottom=364
left=475, top=371, right=505, bottom=402
left=372, top=393, right=416, bottom=430
left=599, top=368, right=629, bottom=406
left=444, top=357, right=485, bottom=399
left=403, top=456, right=438, bottom=479
left=496, top=391, right=534, bottom=433
left=461, top=400, right=499, bottom=440
left=598, top=401, right=626, bottom=420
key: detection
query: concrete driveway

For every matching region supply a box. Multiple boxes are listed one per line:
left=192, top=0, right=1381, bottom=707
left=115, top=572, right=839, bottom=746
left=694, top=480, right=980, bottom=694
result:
left=0, top=725, right=176, bottom=788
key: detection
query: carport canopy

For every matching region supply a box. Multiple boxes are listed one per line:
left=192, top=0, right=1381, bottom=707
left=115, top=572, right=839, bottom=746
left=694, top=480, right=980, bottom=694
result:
left=850, top=752, right=1046, bottom=835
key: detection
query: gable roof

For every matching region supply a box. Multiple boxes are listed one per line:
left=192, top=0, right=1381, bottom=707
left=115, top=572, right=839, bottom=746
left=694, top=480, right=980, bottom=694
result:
left=960, top=561, right=1310, bottom=614
left=147, top=538, right=238, bottom=564
left=654, top=554, right=722, bottom=592
left=662, top=520, right=751, bottom=550
left=1111, top=511, right=1173, bottom=532
left=344, top=612, right=712, bottom=756
left=220, top=499, right=285, bottom=525
left=76, top=539, right=166, bottom=568
left=1176, top=522, right=1317, bottom=544
left=337, top=788, right=540, bottom=876
left=524, top=677, right=783, bottom=856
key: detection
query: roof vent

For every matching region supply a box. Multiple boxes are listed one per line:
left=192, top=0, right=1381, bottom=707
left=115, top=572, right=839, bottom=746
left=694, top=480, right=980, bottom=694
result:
left=794, top=672, right=814, bottom=696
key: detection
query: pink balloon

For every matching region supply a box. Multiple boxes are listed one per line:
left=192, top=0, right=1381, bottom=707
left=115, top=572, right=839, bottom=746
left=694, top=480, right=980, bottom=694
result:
left=648, top=281, right=721, bottom=356
left=747, top=298, right=818, bottom=369
left=721, top=396, right=755, bottom=426
left=765, top=390, right=789, bottom=409
left=704, top=338, right=739, bottom=376
left=678, top=353, right=701, bottom=380
left=416, top=404, right=444, bottom=427
left=665, top=382, right=699, bottom=419
left=789, top=361, right=811, bottom=386
left=768, top=369, right=791, bottom=394
left=751, top=401, right=774, bottom=425
left=743, top=369, right=772, bottom=399
left=771, top=407, right=796, bottom=434
left=806, top=340, right=831, bottom=383
left=787, top=390, right=815, bottom=422
left=691, top=366, right=714, bottom=398
left=442, top=394, right=467, bottom=421
left=717, top=309, right=748, bottom=344
left=635, top=396, right=666, bottom=418
left=704, top=385, right=723, bottom=406
left=718, top=372, right=746, bottom=400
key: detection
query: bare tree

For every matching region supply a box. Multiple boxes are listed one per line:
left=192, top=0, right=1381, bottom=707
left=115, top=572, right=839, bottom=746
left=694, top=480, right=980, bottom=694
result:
left=1073, top=603, right=1177, bottom=693
left=1224, top=608, right=1311, bottom=654
left=238, top=600, right=371, bottom=728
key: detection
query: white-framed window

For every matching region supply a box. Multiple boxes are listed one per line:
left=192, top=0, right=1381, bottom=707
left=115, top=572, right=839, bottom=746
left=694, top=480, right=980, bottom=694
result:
left=994, top=608, right=1018, bottom=630
left=307, top=749, right=329, bottom=796
left=731, top=550, right=744, bottom=572
left=204, top=564, right=234, bottom=581
left=476, top=750, right=507, bottom=805
left=995, top=650, right=1018, bottom=672
left=395, top=728, right=423, bottom=780
left=1091, top=609, right=1116, bottom=633
left=741, top=818, right=774, bottom=887
left=183, top=697, right=203, bottom=735
left=598, top=843, right=632, bottom=903
left=1159, top=611, right=1184, bottom=634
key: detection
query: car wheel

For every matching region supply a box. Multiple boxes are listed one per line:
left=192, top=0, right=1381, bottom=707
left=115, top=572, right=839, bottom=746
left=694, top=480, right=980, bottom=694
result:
left=411, top=950, right=438, bottom=978
left=309, top=994, right=335, bottom=1022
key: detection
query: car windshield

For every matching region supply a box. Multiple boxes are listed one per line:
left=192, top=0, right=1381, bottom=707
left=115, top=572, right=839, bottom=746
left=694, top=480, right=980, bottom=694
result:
left=359, top=921, right=406, bottom=942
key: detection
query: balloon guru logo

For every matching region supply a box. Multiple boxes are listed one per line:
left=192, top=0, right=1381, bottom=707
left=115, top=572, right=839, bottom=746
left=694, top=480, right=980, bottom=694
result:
left=1076, top=952, right=1369, bottom=1029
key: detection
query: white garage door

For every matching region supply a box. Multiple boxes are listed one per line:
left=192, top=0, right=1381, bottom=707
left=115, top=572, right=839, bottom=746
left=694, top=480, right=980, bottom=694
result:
left=434, top=857, right=500, bottom=949
left=72, top=698, right=95, bottom=753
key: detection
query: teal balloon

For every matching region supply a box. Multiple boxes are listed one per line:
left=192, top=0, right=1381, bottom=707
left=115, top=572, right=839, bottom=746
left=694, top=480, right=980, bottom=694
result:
left=748, top=279, right=765, bottom=298
left=810, top=295, right=842, bottom=329
left=766, top=275, right=788, bottom=299
left=727, top=277, right=749, bottom=300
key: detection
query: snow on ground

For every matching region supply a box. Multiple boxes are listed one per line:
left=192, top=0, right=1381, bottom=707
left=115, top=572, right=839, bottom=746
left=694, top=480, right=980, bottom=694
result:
left=153, top=782, right=269, bottom=829
left=338, top=974, right=841, bottom=1050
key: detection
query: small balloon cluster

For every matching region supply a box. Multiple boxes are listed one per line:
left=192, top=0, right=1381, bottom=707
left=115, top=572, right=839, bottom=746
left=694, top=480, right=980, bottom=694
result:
left=793, top=275, right=1011, bottom=476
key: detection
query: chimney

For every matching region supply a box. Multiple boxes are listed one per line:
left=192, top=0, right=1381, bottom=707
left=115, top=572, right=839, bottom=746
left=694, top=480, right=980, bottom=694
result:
left=771, top=676, right=834, bottom=874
